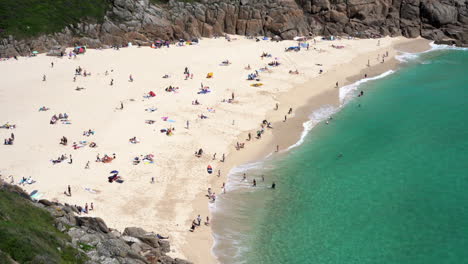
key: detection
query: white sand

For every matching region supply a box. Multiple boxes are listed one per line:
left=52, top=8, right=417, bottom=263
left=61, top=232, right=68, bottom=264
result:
left=0, top=36, right=417, bottom=262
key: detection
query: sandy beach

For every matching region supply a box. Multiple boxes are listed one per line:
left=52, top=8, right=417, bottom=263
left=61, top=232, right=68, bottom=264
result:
left=0, top=36, right=430, bottom=263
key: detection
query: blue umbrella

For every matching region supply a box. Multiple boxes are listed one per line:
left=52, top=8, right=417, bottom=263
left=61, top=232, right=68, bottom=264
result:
left=110, top=170, right=119, bottom=174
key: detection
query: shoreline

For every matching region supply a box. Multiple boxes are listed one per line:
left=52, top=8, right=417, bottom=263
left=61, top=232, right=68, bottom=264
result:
left=185, top=38, right=432, bottom=264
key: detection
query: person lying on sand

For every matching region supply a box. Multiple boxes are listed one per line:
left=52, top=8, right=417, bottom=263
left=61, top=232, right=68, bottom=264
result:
left=289, top=69, right=299, bottom=74
left=129, top=137, right=140, bottom=144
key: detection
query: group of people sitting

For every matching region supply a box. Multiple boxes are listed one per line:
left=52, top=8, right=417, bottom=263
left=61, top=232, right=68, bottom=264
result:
left=133, top=154, right=154, bottom=165
left=289, top=69, right=299, bottom=74
left=260, top=52, right=272, bottom=58
left=83, top=129, right=95, bottom=137
left=18, top=176, right=35, bottom=185
left=96, top=153, right=115, bottom=163
left=50, top=113, right=69, bottom=124
left=268, top=60, right=280, bottom=67
left=165, top=85, right=179, bottom=92
left=4, top=133, right=14, bottom=145
left=75, top=202, right=94, bottom=214
left=247, top=71, right=259, bottom=81
left=129, top=137, right=140, bottom=144
left=51, top=154, right=69, bottom=164
left=60, top=136, right=68, bottom=145
left=1, top=123, right=16, bottom=129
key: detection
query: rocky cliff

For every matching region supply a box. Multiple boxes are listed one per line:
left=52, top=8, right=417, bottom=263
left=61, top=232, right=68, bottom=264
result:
left=1, top=0, right=467, bottom=56
left=0, top=181, right=191, bottom=264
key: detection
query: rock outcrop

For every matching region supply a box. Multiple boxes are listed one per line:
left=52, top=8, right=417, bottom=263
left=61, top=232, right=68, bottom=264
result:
left=0, top=181, right=191, bottom=264
left=39, top=201, right=191, bottom=264
left=0, top=0, right=467, bottom=56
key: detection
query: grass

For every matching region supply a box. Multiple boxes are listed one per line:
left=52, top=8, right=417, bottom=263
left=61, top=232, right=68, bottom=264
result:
left=0, top=189, right=88, bottom=263
left=78, top=243, right=96, bottom=252
left=0, top=0, right=110, bottom=39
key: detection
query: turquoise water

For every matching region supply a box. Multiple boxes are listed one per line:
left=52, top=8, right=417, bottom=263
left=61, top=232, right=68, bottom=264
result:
left=212, top=49, right=468, bottom=264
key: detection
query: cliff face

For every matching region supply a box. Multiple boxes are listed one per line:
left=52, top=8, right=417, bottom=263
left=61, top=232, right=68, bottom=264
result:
left=1, top=0, right=467, bottom=56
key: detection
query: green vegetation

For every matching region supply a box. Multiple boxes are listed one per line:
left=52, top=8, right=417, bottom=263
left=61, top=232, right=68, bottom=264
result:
left=0, top=0, right=110, bottom=39
left=78, top=243, right=95, bottom=252
left=0, top=189, right=87, bottom=263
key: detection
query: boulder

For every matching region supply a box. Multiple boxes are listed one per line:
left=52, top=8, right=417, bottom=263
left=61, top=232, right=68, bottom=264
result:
left=123, top=227, right=148, bottom=238
left=76, top=217, right=109, bottom=233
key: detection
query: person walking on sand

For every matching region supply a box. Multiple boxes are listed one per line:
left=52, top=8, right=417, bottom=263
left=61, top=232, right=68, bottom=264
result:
left=197, top=215, right=202, bottom=226
left=43, top=74, right=46, bottom=81
left=186, top=120, right=189, bottom=129
left=247, top=133, right=251, bottom=141
left=85, top=203, right=88, bottom=214
left=217, top=170, right=221, bottom=177
left=110, top=79, right=114, bottom=86
left=129, top=74, right=133, bottom=82
left=68, top=154, right=73, bottom=164
left=288, top=108, right=293, bottom=114
left=85, top=161, right=90, bottom=169
left=68, top=185, right=71, bottom=196
left=205, top=216, right=210, bottom=225
left=221, top=153, right=225, bottom=162
left=120, top=102, right=124, bottom=110
left=275, top=103, right=279, bottom=110
left=231, top=92, right=235, bottom=100
left=335, top=81, right=339, bottom=88
left=151, top=177, right=155, bottom=184
left=90, top=202, right=94, bottom=211
left=276, top=145, right=279, bottom=152
left=213, top=153, right=216, bottom=160
left=51, top=62, right=54, bottom=68
left=284, top=115, right=287, bottom=122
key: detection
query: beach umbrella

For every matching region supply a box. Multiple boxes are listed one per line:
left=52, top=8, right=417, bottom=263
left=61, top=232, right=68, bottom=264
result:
left=32, top=51, right=39, bottom=54
left=110, top=170, right=119, bottom=174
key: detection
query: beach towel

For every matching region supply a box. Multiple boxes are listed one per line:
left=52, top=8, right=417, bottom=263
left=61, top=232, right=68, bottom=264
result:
left=197, top=90, right=211, bottom=94
left=145, top=107, right=157, bottom=112
left=84, top=188, right=98, bottom=194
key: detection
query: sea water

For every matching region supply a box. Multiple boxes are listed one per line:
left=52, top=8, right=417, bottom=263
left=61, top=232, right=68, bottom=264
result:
left=212, top=48, right=468, bottom=264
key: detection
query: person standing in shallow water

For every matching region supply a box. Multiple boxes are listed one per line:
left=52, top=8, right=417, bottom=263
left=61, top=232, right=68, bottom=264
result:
left=253, top=179, right=257, bottom=187
left=271, top=182, right=276, bottom=189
